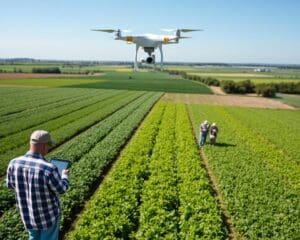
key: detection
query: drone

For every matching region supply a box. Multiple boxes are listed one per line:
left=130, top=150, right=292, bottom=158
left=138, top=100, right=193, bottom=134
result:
left=91, top=28, right=202, bottom=70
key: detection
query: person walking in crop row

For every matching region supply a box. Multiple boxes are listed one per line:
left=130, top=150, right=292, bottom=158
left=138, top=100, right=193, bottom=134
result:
left=209, top=123, right=219, bottom=145
left=6, top=130, right=69, bottom=240
left=199, top=120, right=210, bottom=146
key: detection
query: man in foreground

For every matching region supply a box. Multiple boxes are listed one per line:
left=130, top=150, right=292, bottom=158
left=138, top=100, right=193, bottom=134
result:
left=6, top=130, right=69, bottom=240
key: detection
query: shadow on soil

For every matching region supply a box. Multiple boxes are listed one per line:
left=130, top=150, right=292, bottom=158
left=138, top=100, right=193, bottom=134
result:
left=213, top=142, right=236, bottom=147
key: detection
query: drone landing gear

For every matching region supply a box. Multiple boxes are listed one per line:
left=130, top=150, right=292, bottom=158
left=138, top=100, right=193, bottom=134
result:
left=134, top=45, right=140, bottom=71
left=134, top=45, right=164, bottom=71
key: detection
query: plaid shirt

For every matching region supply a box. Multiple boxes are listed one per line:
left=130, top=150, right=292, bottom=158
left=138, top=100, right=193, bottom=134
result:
left=6, top=151, right=69, bottom=230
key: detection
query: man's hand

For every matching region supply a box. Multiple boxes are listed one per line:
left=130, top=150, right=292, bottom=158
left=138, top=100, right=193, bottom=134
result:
left=62, top=169, right=70, bottom=176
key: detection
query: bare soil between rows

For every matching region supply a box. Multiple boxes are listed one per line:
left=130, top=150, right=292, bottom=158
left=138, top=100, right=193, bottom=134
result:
left=163, top=93, right=295, bottom=109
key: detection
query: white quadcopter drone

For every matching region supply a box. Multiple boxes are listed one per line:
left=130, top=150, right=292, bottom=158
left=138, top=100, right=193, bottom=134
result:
left=92, top=28, right=202, bottom=70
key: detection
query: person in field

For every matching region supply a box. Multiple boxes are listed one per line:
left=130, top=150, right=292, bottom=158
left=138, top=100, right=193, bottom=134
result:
left=199, top=120, right=210, bottom=146
left=6, top=130, right=69, bottom=240
left=210, top=123, right=219, bottom=145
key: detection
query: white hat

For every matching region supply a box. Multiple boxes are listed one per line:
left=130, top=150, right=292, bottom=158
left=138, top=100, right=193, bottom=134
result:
left=30, top=130, right=55, bottom=146
left=212, top=123, right=216, bottom=126
left=204, top=120, right=208, bottom=124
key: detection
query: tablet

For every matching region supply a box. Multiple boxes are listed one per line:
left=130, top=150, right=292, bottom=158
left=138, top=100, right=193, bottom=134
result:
left=50, top=158, right=70, bottom=176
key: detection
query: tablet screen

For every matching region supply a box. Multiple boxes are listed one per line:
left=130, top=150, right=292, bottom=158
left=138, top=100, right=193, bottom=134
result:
left=50, top=159, right=70, bottom=176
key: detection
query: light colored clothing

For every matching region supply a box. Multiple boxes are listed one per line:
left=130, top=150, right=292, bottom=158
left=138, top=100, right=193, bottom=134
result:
left=6, top=151, right=69, bottom=230
left=200, top=123, right=209, bottom=133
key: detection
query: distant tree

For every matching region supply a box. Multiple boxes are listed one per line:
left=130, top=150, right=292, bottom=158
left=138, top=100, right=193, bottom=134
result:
left=32, top=67, right=61, bottom=74
left=255, top=84, right=276, bottom=97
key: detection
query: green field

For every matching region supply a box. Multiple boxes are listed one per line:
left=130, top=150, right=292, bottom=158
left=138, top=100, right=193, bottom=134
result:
left=189, top=104, right=300, bottom=239
left=0, top=63, right=132, bottom=74
left=0, top=67, right=299, bottom=239
left=0, top=71, right=212, bottom=93
left=275, top=93, right=300, bottom=108
left=166, top=65, right=300, bottom=83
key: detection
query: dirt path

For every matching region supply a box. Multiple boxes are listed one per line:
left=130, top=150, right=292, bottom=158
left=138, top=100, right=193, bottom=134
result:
left=163, top=93, right=295, bottom=109
left=210, top=86, right=226, bottom=95
left=199, top=148, right=243, bottom=240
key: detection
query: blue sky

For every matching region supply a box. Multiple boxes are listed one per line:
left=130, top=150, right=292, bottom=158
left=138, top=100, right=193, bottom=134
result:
left=1, top=0, right=300, bottom=64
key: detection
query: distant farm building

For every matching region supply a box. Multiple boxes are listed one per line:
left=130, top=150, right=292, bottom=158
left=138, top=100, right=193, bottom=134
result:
left=254, top=68, right=271, bottom=72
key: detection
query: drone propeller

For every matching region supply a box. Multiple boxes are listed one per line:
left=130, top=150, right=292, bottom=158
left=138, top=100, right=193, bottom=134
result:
left=91, top=29, right=116, bottom=33
left=91, top=29, right=131, bottom=33
left=162, top=28, right=203, bottom=32
left=180, top=29, right=203, bottom=32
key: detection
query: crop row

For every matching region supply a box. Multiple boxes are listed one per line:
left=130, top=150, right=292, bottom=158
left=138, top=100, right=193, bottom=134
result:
left=136, top=103, right=178, bottom=238
left=225, top=107, right=300, bottom=163
left=0, top=89, right=120, bottom=150
left=68, top=102, right=226, bottom=239
left=0, top=92, right=159, bottom=215
left=175, top=104, right=226, bottom=239
left=0, top=89, right=119, bottom=136
left=0, top=91, right=141, bottom=175
left=0, top=87, right=35, bottom=97
left=67, top=102, right=166, bottom=240
left=214, top=107, right=299, bottom=192
left=0, top=88, right=103, bottom=124
left=0, top=92, right=162, bottom=239
left=0, top=91, right=150, bottom=211
left=0, top=87, right=93, bottom=116
left=188, top=104, right=300, bottom=239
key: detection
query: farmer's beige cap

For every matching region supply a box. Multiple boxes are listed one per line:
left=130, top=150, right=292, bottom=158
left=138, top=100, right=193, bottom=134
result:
left=30, top=130, right=55, bottom=146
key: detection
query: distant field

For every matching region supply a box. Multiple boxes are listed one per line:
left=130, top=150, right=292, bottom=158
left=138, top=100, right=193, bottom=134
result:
left=187, top=72, right=300, bottom=83
left=213, top=76, right=299, bottom=83
left=0, top=64, right=132, bottom=74
left=166, top=65, right=300, bottom=83
left=162, top=93, right=294, bottom=109
left=189, top=72, right=272, bottom=78
left=0, top=71, right=212, bottom=94
left=275, top=93, right=300, bottom=108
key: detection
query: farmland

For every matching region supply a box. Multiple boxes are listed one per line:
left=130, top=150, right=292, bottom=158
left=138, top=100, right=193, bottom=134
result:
left=67, top=102, right=227, bottom=239
left=0, top=66, right=299, bottom=239
left=189, top=105, right=300, bottom=239
left=0, top=86, right=162, bottom=238
left=0, top=71, right=212, bottom=93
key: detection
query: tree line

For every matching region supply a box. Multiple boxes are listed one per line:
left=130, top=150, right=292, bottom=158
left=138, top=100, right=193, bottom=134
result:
left=164, top=69, right=300, bottom=97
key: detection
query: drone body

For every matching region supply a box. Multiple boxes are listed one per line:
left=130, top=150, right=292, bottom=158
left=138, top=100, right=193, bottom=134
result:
left=92, top=28, right=201, bottom=70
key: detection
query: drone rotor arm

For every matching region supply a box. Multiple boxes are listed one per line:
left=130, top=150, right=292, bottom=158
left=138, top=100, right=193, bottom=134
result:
left=91, top=29, right=116, bottom=33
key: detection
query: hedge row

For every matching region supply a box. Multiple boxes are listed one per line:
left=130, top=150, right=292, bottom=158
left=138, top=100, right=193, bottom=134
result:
left=32, top=67, right=61, bottom=73
left=164, top=69, right=300, bottom=97
left=165, top=69, right=220, bottom=86
left=222, top=81, right=300, bottom=97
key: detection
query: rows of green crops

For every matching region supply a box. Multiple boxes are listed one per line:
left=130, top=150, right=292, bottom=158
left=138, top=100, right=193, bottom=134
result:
left=188, top=105, right=300, bottom=239
left=0, top=89, right=142, bottom=176
left=0, top=90, right=144, bottom=215
left=0, top=88, right=162, bottom=239
left=67, top=102, right=227, bottom=239
left=1, top=84, right=299, bottom=239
